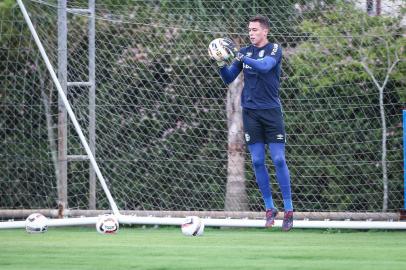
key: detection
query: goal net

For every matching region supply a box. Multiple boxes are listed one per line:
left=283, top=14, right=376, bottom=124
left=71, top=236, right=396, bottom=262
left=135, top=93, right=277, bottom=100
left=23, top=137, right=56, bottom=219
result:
left=1, top=0, right=405, bottom=228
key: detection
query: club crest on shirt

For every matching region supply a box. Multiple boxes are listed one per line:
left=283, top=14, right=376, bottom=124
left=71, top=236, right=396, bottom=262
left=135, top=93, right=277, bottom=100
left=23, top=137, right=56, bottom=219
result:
left=258, top=50, right=265, bottom=58
left=245, top=133, right=251, bottom=142
left=271, top=44, right=278, bottom=55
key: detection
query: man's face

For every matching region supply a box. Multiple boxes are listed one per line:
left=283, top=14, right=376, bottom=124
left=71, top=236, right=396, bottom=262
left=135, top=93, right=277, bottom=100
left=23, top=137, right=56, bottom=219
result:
left=248, top=21, right=268, bottom=47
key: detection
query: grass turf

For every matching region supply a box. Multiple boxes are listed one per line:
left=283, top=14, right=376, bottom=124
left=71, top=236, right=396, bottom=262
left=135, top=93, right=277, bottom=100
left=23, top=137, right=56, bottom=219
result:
left=1, top=227, right=405, bottom=270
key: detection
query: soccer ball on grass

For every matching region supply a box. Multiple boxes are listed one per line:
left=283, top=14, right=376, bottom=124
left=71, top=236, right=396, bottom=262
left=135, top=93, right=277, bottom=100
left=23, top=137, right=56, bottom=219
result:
left=181, top=216, right=204, bottom=236
left=25, top=213, right=48, bottom=234
left=96, top=214, right=119, bottom=234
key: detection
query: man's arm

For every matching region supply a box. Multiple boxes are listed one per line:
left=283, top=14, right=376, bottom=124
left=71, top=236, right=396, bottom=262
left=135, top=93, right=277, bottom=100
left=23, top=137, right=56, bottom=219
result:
left=235, top=43, right=281, bottom=73
left=240, top=56, right=276, bottom=73
left=219, top=61, right=243, bottom=84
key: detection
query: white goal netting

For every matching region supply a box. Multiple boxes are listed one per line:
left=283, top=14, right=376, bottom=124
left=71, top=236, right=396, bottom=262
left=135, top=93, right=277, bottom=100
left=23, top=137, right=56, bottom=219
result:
left=0, top=0, right=405, bottom=222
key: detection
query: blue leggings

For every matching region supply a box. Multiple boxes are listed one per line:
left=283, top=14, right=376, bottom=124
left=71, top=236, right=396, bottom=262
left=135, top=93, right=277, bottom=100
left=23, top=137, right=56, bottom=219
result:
left=248, top=143, right=293, bottom=211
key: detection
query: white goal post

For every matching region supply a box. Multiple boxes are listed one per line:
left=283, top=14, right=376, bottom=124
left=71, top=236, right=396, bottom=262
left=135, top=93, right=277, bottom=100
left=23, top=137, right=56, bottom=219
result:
left=0, top=0, right=405, bottom=230
left=16, top=0, right=119, bottom=216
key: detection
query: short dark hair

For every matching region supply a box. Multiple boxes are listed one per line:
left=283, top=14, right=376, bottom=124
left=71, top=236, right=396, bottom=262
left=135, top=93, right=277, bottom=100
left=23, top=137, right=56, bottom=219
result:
left=249, top=15, right=270, bottom=29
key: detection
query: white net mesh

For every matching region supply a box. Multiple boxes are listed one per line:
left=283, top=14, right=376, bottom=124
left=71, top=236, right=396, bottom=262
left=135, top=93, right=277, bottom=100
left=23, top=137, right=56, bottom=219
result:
left=1, top=0, right=405, bottom=221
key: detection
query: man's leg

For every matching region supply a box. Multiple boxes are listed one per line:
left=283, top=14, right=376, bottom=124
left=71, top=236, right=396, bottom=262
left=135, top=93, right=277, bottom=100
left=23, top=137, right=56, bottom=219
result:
left=243, top=109, right=278, bottom=227
left=268, top=143, right=292, bottom=210
left=269, top=143, right=293, bottom=231
left=248, top=143, right=278, bottom=227
left=248, top=143, right=274, bottom=210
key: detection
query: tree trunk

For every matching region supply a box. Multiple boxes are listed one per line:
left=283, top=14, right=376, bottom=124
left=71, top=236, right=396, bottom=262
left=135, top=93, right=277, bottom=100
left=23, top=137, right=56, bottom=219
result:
left=225, top=73, right=248, bottom=211
left=379, top=84, right=388, bottom=212
left=360, top=47, right=399, bottom=212
left=39, top=66, right=58, bottom=182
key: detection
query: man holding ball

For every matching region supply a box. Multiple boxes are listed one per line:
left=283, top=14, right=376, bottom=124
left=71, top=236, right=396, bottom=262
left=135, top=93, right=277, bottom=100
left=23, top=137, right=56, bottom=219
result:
left=211, top=15, right=293, bottom=231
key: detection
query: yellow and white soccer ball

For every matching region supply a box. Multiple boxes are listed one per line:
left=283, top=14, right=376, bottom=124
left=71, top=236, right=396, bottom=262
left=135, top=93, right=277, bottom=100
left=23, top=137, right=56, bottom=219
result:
left=25, top=213, right=48, bottom=233
left=96, top=214, right=119, bottom=234
left=181, top=216, right=204, bottom=236
left=208, top=38, right=233, bottom=61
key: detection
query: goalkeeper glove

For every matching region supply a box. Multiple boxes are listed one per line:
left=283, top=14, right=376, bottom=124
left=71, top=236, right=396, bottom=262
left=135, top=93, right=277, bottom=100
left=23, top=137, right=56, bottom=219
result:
left=216, top=60, right=226, bottom=68
left=235, top=52, right=245, bottom=62
left=222, top=38, right=238, bottom=57
left=210, top=58, right=226, bottom=68
left=222, top=38, right=245, bottom=62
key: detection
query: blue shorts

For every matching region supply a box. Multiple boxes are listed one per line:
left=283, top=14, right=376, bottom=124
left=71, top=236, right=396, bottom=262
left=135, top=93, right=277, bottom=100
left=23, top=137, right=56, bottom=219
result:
left=242, top=107, right=286, bottom=144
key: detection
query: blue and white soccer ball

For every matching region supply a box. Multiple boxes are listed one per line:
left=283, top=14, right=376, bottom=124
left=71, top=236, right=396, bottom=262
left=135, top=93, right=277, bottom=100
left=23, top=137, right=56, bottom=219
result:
left=96, top=214, right=119, bottom=234
left=25, top=213, right=48, bottom=234
left=181, top=216, right=204, bottom=236
left=208, top=38, right=233, bottom=61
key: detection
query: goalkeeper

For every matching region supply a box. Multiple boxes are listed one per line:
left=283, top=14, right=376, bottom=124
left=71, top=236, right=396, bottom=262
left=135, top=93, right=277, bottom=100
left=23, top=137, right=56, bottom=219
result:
left=213, top=15, right=293, bottom=231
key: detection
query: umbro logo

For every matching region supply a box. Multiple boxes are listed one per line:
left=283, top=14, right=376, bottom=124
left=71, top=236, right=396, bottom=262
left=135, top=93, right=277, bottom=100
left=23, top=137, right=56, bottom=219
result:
left=276, top=134, right=284, bottom=140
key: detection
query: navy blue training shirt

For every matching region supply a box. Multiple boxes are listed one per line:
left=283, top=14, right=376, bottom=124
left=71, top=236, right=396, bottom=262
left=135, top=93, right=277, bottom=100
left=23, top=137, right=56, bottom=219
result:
left=219, top=43, right=282, bottom=109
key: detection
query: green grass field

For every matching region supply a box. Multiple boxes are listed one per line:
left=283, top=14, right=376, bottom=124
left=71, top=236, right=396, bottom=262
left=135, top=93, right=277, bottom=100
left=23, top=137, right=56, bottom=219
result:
left=1, top=227, right=405, bottom=270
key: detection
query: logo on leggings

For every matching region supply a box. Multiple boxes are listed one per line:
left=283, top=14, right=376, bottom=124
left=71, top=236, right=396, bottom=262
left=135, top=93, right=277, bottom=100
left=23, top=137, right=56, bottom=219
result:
left=245, top=133, right=251, bottom=142
left=276, top=134, right=284, bottom=140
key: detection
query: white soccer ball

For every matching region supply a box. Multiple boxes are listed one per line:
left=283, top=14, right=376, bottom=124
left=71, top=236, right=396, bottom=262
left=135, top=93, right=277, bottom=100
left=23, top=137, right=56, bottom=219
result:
left=96, top=214, right=119, bottom=234
left=208, top=38, right=233, bottom=61
left=25, top=213, right=48, bottom=234
left=181, top=216, right=204, bottom=236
